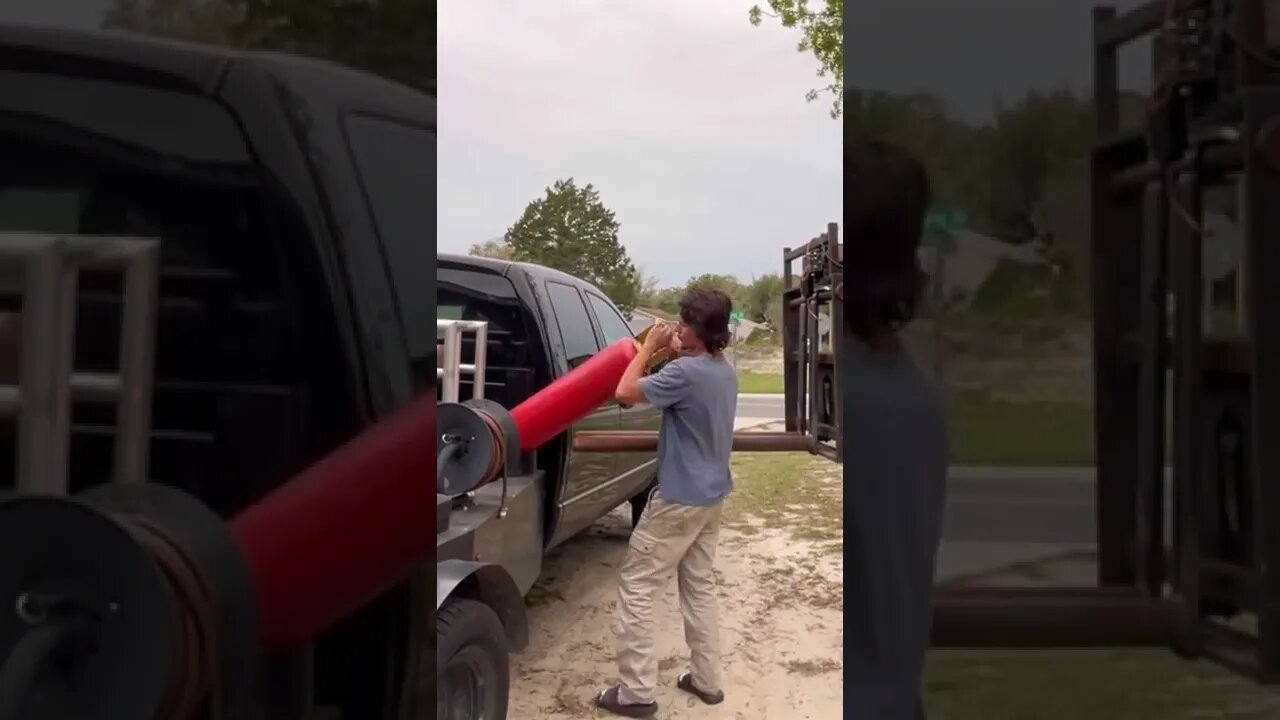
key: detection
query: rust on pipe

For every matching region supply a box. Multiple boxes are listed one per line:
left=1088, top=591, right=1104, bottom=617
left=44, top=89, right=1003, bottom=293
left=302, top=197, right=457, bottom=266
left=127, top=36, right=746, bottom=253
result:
left=572, top=431, right=813, bottom=453
left=931, top=586, right=1172, bottom=647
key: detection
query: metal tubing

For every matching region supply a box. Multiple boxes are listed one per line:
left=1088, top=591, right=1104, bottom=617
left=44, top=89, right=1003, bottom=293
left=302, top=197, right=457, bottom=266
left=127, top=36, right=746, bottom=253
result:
left=1109, top=145, right=1244, bottom=195
left=15, top=238, right=76, bottom=495
left=110, top=239, right=159, bottom=485
left=572, top=430, right=813, bottom=453
left=0, top=372, right=124, bottom=417
left=931, top=587, right=1172, bottom=647
left=2, top=234, right=159, bottom=491
left=436, top=319, right=488, bottom=403
left=1094, top=0, right=1202, bottom=50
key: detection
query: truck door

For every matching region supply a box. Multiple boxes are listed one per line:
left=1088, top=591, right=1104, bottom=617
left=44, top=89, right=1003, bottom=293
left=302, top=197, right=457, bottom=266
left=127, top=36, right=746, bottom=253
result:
left=583, top=292, right=660, bottom=497
left=542, top=280, right=620, bottom=546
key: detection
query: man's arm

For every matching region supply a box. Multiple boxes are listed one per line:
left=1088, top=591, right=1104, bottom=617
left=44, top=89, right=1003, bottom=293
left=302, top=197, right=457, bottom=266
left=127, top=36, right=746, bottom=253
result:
left=615, top=345, right=655, bottom=406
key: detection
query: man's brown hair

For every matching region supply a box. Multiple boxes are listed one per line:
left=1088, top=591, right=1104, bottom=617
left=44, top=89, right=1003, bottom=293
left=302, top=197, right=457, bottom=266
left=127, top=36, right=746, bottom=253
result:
left=679, top=289, right=733, bottom=353
left=844, top=137, right=931, bottom=340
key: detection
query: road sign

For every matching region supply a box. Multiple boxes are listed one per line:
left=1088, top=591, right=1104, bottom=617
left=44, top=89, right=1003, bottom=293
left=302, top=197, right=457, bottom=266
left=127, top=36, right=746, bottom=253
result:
left=925, top=209, right=967, bottom=234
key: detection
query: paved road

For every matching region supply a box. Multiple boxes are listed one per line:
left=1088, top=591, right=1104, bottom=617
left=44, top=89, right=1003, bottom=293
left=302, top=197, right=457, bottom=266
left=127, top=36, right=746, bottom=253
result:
left=735, top=393, right=784, bottom=427
left=938, top=471, right=1096, bottom=580
left=732, top=392, right=1100, bottom=577
left=943, top=470, right=1095, bottom=545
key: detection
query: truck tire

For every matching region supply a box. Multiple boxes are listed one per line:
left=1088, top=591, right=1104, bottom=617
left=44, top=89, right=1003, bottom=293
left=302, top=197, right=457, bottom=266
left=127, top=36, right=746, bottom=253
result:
left=437, top=599, right=509, bottom=720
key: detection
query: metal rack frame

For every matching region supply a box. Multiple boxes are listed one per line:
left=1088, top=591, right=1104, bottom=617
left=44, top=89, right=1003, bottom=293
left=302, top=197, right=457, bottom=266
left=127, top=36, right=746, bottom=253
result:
left=0, top=233, right=158, bottom=494
left=436, top=318, right=489, bottom=404
left=782, top=222, right=843, bottom=462
left=1090, top=0, right=1280, bottom=681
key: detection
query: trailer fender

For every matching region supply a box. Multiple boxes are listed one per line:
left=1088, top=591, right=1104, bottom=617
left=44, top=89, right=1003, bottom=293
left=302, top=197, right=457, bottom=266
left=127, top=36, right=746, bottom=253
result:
left=436, top=559, right=529, bottom=651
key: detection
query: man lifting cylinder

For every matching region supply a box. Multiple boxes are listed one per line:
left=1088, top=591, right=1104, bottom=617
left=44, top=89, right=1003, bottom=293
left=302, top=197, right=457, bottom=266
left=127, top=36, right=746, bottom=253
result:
left=595, top=289, right=738, bottom=718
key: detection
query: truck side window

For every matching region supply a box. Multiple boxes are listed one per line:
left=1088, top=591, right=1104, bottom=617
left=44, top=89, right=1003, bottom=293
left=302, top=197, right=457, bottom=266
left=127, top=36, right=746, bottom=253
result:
left=586, top=293, right=634, bottom=345
left=546, top=282, right=601, bottom=369
left=343, top=113, right=435, bottom=361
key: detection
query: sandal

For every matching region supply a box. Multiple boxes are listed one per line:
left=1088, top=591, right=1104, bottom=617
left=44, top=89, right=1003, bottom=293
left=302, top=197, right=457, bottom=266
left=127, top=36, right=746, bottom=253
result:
left=677, top=672, right=725, bottom=705
left=595, top=685, right=658, bottom=717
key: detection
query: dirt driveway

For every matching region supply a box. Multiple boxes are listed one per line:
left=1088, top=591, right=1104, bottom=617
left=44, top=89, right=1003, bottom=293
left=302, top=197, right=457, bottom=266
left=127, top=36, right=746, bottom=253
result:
left=509, top=453, right=843, bottom=719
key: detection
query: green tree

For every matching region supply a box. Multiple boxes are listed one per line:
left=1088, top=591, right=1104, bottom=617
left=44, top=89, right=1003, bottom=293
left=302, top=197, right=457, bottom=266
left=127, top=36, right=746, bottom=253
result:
left=744, top=273, right=785, bottom=322
left=102, top=0, right=243, bottom=44
left=599, top=269, right=642, bottom=318
left=764, top=298, right=785, bottom=333
left=504, top=178, right=639, bottom=313
left=986, top=90, right=1093, bottom=243
left=650, top=287, right=685, bottom=315
left=633, top=269, right=664, bottom=309
left=683, top=273, right=748, bottom=315
left=749, top=0, right=843, bottom=118
left=468, top=238, right=515, bottom=260
left=846, top=89, right=995, bottom=232
left=102, top=0, right=433, bottom=93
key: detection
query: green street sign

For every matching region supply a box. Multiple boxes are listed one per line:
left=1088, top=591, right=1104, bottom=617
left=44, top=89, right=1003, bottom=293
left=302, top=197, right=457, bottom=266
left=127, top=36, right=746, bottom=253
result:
left=925, top=209, right=967, bottom=234
left=729, top=311, right=745, bottom=323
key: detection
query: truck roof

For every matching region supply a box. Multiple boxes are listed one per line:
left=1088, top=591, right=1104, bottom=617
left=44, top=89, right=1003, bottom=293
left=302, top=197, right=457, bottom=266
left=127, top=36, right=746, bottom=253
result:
left=0, top=22, right=432, bottom=110
left=438, top=253, right=605, bottom=290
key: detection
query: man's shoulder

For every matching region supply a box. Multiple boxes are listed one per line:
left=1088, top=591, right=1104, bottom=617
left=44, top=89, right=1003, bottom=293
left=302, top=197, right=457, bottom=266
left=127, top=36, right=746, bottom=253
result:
left=677, top=355, right=736, bottom=382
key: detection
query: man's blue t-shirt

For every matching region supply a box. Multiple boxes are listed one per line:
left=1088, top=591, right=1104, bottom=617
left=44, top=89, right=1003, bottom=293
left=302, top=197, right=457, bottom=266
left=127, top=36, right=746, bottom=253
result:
left=845, top=338, right=949, bottom=719
left=637, top=354, right=738, bottom=506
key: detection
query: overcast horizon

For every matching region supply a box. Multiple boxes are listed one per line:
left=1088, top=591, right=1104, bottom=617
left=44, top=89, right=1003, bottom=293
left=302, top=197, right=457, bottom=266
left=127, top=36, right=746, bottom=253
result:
left=0, top=0, right=1164, bottom=286
left=437, top=0, right=841, bottom=287
left=847, top=0, right=1155, bottom=124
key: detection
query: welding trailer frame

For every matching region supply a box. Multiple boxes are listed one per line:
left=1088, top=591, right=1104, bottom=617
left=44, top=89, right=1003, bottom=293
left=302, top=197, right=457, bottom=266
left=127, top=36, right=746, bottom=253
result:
left=931, top=0, right=1280, bottom=684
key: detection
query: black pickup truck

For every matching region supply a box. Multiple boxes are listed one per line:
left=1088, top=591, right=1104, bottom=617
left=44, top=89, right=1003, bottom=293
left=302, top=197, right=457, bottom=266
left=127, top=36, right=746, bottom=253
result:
left=0, top=24, right=433, bottom=720
left=436, top=254, right=661, bottom=720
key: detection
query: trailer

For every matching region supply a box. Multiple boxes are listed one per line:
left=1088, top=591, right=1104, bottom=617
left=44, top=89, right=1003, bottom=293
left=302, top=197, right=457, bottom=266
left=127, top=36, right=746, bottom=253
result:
left=931, top=0, right=1280, bottom=687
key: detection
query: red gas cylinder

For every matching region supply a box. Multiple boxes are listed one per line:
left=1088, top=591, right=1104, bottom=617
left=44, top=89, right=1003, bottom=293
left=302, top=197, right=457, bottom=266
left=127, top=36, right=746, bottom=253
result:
left=509, top=338, right=638, bottom=451
left=229, top=393, right=437, bottom=649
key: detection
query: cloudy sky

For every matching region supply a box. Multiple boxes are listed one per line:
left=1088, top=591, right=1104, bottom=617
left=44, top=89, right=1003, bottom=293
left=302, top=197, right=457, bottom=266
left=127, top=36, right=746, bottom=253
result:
left=846, top=0, right=1154, bottom=123
left=0, top=0, right=105, bottom=29
left=1, top=0, right=1163, bottom=284
left=437, top=0, right=841, bottom=286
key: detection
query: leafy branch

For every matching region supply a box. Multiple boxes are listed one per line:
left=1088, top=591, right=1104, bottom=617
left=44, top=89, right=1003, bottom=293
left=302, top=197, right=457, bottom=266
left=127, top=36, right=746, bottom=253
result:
left=749, top=0, right=843, bottom=118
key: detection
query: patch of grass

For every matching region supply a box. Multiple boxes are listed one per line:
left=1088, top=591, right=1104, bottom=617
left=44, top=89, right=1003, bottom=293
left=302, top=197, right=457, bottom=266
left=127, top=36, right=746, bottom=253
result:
left=735, top=381, right=1094, bottom=467
left=925, top=648, right=1280, bottom=720
left=948, top=389, right=1094, bottom=467
left=726, top=452, right=841, bottom=543
left=737, top=370, right=784, bottom=394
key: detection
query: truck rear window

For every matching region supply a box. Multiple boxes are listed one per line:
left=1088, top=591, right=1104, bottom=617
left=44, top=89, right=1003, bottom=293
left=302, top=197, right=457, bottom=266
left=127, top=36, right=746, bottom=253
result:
left=438, top=267, right=535, bottom=406
left=0, top=69, right=252, bottom=167
left=344, top=113, right=433, bottom=360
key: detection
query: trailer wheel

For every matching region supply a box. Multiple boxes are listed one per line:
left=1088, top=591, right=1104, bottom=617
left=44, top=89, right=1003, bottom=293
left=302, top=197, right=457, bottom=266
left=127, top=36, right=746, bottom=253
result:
left=437, top=599, right=509, bottom=720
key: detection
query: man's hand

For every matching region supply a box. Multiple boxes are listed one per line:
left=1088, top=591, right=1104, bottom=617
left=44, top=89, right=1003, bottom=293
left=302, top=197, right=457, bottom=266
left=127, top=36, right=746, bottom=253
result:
left=643, top=322, right=673, bottom=353
left=618, top=323, right=669, bottom=405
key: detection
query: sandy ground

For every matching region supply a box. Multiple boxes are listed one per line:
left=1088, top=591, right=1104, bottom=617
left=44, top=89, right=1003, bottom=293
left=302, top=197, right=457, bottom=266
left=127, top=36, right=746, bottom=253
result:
left=509, top=480, right=843, bottom=719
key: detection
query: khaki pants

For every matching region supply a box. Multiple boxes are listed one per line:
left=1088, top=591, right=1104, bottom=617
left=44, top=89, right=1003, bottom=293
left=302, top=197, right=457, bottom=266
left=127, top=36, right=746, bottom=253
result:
left=615, top=490, right=723, bottom=705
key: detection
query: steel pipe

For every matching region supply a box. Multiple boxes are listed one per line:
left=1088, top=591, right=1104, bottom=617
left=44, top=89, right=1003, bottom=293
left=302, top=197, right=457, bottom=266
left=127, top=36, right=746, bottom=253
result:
left=573, top=430, right=813, bottom=453
left=931, top=586, right=1172, bottom=647
left=1108, top=143, right=1243, bottom=194
left=1095, top=0, right=1201, bottom=50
